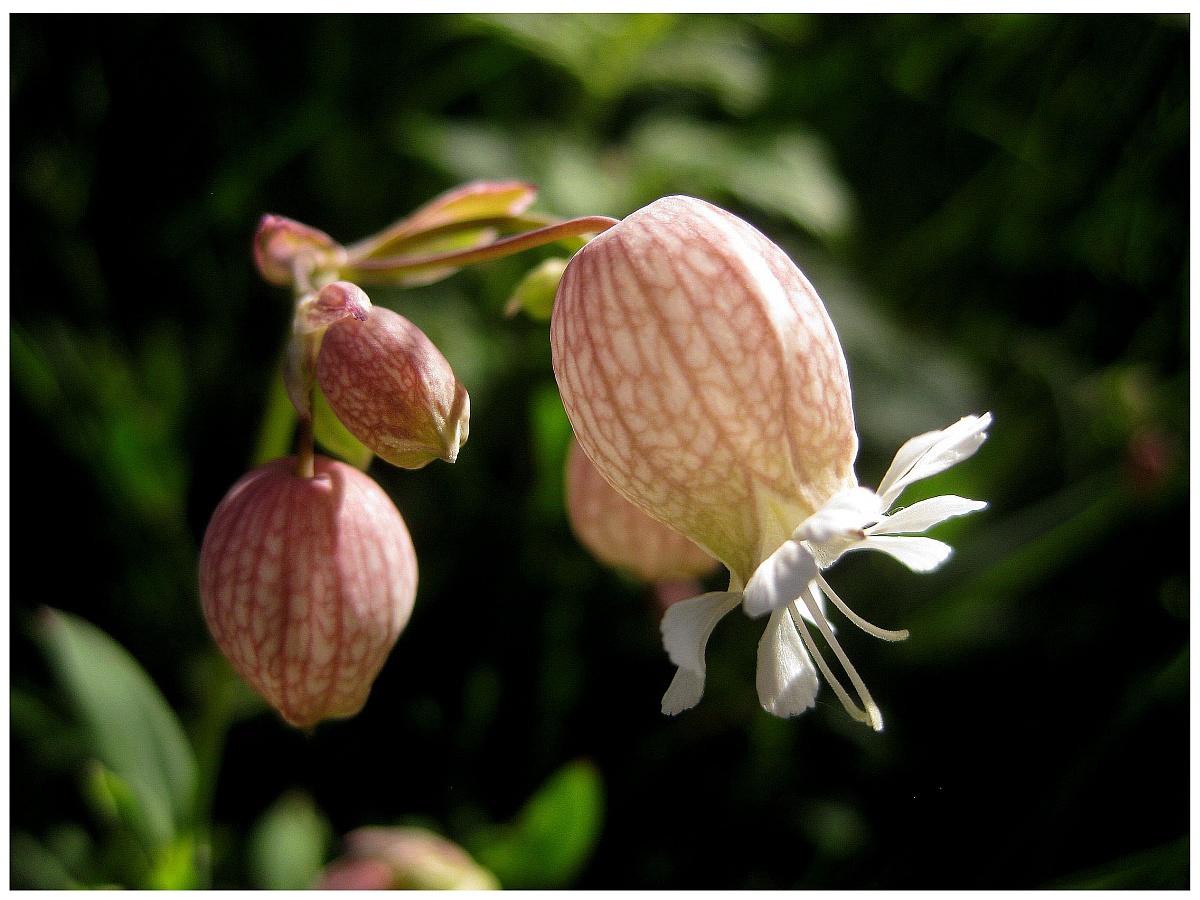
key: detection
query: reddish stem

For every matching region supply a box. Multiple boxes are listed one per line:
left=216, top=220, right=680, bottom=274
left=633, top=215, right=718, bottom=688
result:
left=344, top=216, right=619, bottom=278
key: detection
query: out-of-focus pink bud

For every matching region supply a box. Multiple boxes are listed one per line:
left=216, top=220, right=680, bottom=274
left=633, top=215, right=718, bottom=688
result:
left=313, top=827, right=499, bottom=891
left=199, top=456, right=417, bottom=728
left=317, top=305, right=470, bottom=469
left=551, top=195, right=857, bottom=586
left=254, top=214, right=345, bottom=288
left=565, top=437, right=718, bottom=584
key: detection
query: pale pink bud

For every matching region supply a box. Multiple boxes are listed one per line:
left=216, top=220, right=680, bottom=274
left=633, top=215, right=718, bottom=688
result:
left=565, top=437, right=718, bottom=584
left=551, top=196, right=858, bottom=585
left=313, top=827, right=499, bottom=891
left=316, top=306, right=470, bottom=469
left=253, top=214, right=345, bottom=288
left=199, top=456, right=417, bottom=729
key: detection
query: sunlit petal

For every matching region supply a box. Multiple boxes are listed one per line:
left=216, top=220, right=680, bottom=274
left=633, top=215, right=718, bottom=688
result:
left=872, top=495, right=987, bottom=535
left=756, top=608, right=819, bottom=717
left=661, top=666, right=707, bottom=716
left=743, top=540, right=819, bottom=619
left=858, top=535, right=953, bottom=572
left=878, top=414, right=992, bottom=508
left=660, top=591, right=741, bottom=672
left=793, top=486, right=882, bottom=543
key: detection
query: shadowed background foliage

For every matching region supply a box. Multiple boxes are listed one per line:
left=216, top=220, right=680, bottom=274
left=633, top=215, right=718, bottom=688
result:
left=11, top=13, right=1189, bottom=889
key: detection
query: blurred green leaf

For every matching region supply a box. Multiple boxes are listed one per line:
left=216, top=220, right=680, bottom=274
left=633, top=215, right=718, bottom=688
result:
left=470, top=13, right=675, bottom=103
left=529, top=381, right=573, bottom=517
left=312, top=384, right=374, bottom=469
left=12, top=322, right=188, bottom=522
left=248, top=789, right=332, bottom=890
left=628, top=117, right=853, bottom=240
left=10, top=830, right=83, bottom=890
left=251, top=368, right=299, bottom=467
left=1049, top=834, right=1188, bottom=889
left=36, top=608, right=198, bottom=855
left=470, top=758, right=604, bottom=889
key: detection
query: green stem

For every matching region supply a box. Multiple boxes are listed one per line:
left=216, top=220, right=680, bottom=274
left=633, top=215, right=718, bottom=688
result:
left=189, top=654, right=240, bottom=889
left=295, top=412, right=315, bottom=479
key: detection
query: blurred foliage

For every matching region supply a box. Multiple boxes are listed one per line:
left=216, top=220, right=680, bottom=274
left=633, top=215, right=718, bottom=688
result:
left=10, top=13, right=1188, bottom=890
left=467, top=759, right=604, bottom=889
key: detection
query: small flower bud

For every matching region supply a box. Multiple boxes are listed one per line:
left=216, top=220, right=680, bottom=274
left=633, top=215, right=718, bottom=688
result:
left=566, top=437, right=718, bottom=584
left=316, top=305, right=469, bottom=469
left=199, top=456, right=417, bottom=728
left=254, top=214, right=345, bottom=288
left=313, top=827, right=499, bottom=891
left=504, top=257, right=569, bottom=320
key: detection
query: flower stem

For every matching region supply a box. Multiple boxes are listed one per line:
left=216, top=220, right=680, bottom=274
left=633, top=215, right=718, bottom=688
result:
left=295, top=411, right=315, bottom=479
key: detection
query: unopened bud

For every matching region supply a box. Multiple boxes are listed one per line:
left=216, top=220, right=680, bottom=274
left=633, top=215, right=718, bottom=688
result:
left=314, top=827, right=499, bottom=891
left=504, top=257, right=569, bottom=320
left=317, top=306, right=469, bottom=469
left=254, top=214, right=345, bottom=288
left=199, top=456, right=417, bottom=728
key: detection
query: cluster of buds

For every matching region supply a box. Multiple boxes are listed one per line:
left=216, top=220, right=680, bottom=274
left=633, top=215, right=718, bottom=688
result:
left=201, top=182, right=617, bottom=728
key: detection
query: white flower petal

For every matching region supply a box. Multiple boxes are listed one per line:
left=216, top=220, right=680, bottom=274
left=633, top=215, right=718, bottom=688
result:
left=661, top=666, right=706, bottom=716
left=876, top=428, right=948, bottom=502
left=743, top=540, right=819, bottom=619
left=756, top=608, right=819, bottom=717
left=793, top=486, right=882, bottom=543
left=878, top=413, right=992, bottom=508
left=858, top=534, right=954, bottom=572
left=660, top=591, right=740, bottom=672
left=871, top=495, right=987, bottom=535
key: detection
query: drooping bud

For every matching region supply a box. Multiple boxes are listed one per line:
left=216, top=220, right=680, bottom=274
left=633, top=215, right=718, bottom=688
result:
left=254, top=214, right=345, bottom=288
left=313, top=827, right=499, bottom=891
left=316, top=305, right=470, bottom=469
left=551, top=195, right=858, bottom=585
left=565, top=437, right=718, bottom=584
left=199, top=456, right=417, bottom=728
left=504, top=257, right=569, bottom=320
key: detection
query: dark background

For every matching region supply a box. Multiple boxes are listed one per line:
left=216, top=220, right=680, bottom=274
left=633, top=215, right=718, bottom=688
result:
left=11, top=13, right=1189, bottom=889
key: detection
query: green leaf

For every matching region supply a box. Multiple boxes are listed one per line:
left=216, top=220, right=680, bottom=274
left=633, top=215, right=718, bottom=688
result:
left=312, top=384, right=374, bottom=470
left=248, top=789, right=332, bottom=890
left=470, top=759, right=604, bottom=889
left=347, top=180, right=538, bottom=262
left=251, top=368, right=299, bottom=467
left=36, top=608, right=198, bottom=854
left=1049, top=834, right=1188, bottom=889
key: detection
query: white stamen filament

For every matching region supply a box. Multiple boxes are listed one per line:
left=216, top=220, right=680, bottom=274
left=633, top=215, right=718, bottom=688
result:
left=815, top=573, right=910, bottom=642
left=785, top=604, right=871, bottom=728
left=795, top=585, right=884, bottom=731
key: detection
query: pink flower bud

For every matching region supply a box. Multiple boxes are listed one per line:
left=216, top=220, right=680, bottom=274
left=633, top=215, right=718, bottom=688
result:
left=199, top=456, right=417, bottom=728
left=565, top=437, right=718, bottom=584
left=316, top=305, right=470, bottom=469
left=254, top=214, right=345, bottom=288
left=313, top=827, right=499, bottom=891
left=551, top=195, right=857, bottom=586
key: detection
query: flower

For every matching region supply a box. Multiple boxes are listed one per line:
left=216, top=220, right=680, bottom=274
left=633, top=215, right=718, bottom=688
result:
left=550, top=195, right=990, bottom=728
left=199, top=456, right=418, bottom=728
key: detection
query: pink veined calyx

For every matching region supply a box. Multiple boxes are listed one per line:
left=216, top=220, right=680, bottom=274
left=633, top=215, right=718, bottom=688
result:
left=550, top=194, right=991, bottom=730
